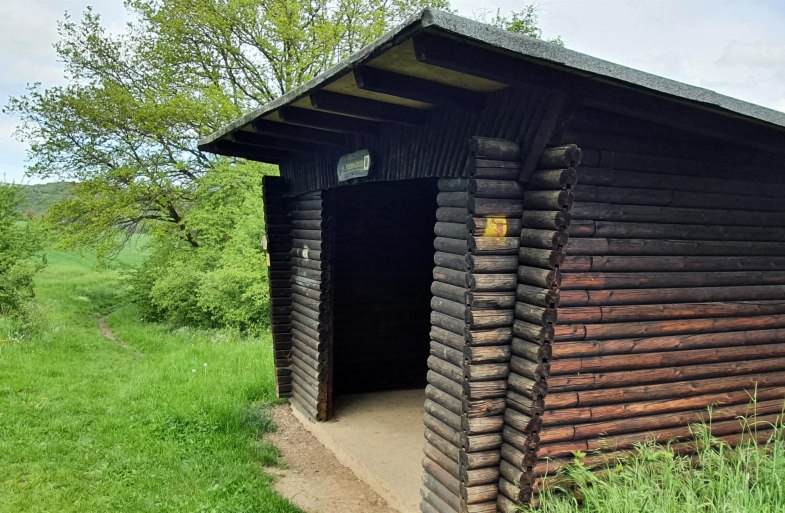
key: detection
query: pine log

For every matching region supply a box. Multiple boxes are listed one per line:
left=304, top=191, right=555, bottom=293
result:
left=469, top=137, right=521, bottom=161
left=538, top=145, right=581, bottom=168
left=528, top=167, right=577, bottom=190
left=466, top=255, right=518, bottom=273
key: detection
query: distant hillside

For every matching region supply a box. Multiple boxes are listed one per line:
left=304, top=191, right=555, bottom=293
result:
left=15, top=182, right=75, bottom=218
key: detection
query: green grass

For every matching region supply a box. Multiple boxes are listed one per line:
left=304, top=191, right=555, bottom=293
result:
left=0, top=249, right=300, bottom=513
left=530, top=423, right=785, bottom=513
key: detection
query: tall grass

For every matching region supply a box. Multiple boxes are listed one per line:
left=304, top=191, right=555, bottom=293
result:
left=531, top=412, right=785, bottom=513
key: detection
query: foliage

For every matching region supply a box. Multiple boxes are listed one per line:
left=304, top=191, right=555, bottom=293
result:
left=490, top=6, right=563, bottom=45
left=529, top=417, right=785, bottom=513
left=128, top=162, right=275, bottom=331
left=0, top=184, right=43, bottom=318
left=0, top=248, right=296, bottom=512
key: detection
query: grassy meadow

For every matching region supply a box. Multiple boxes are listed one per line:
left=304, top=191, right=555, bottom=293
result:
left=0, top=246, right=300, bottom=513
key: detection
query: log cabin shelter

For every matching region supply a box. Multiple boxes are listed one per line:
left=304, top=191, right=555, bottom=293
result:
left=198, top=9, right=785, bottom=513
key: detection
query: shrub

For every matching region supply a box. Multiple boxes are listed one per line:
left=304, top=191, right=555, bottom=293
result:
left=0, top=183, right=43, bottom=318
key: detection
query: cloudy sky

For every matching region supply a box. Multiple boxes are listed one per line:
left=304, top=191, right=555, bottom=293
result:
left=2, top=0, right=785, bottom=183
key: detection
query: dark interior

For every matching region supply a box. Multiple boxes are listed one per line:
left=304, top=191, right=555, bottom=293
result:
left=331, top=179, right=438, bottom=394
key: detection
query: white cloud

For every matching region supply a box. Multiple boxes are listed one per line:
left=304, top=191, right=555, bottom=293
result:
left=775, top=99, right=785, bottom=113
left=718, top=41, right=785, bottom=68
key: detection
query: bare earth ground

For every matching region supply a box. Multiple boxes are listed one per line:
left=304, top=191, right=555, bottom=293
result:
left=267, top=405, right=401, bottom=513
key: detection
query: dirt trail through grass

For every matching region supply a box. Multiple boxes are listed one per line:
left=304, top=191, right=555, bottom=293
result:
left=97, top=315, right=138, bottom=354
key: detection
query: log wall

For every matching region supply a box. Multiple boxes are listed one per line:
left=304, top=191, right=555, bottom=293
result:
left=262, top=176, right=293, bottom=398
left=496, top=146, right=581, bottom=511
left=529, top=107, right=785, bottom=494
left=289, top=191, right=333, bottom=421
left=422, top=137, right=522, bottom=513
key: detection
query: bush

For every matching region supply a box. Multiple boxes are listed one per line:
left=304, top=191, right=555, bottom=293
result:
left=127, top=163, right=273, bottom=332
left=0, top=184, right=43, bottom=318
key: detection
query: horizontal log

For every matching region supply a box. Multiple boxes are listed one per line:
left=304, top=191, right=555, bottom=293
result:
left=433, top=267, right=469, bottom=287
left=432, top=281, right=466, bottom=304
left=435, top=237, right=468, bottom=255
left=541, top=397, right=785, bottom=444
left=467, top=273, right=518, bottom=292
left=427, top=384, right=462, bottom=416
left=520, top=228, right=569, bottom=250
left=425, top=398, right=462, bottom=432
left=438, top=191, right=468, bottom=208
left=528, top=167, right=577, bottom=190
left=463, top=483, right=498, bottom=505
left=555, top=313, right=785, bottom=342
left=461, top=450, right=501, bottom=470
left=561, top=270, right=785, bottom=290
left=423, top=452, right=461, bottom=494
left=290, top=209, right=323, bottom=221
left=431, top=311, right=466, bottom=337
left=510, top=356, right=548, bottom=381
left=435, top=251, right=468, bottom=272
left=467, top=291, right=516, bottom=309
left=469, top=217, right=523, bottom=238
left=576, top=166, right=785, bottom=200
left=574, top=183, right=785, bottom=213
left=425, top=412, right=462, bottom=447
left=469, top=179, right=525, bottom=199
left=431, top=326, right=465, bottom=352
left=502, top=424, right=535, bottom=454
left=431, top=297, right=466, bottom=320
left=467, top=327, right=513, bottom=346
left=291, top=238, right=324, bottom=251
left=567, top=237, right=785, bottom=257
left=514, top=302, right=557, bottom=327
left=569, top=219, right=785, bottom=242
left=517, top=266, right=561, bottom=289
left=538, top=145, right=581, bottom=169
left=462, top=465, right=501, bottom=487
left=465, top=379, right=508, bottom=400
left=519, top=248, right=564, bottom=269
left=552, top=327, right=785, bottom=359
left=545, top=370, right=785, bottom=409
left=507, top=373, right=545, bottom=400
left=431, top=341, right=464, bottom=368
left=512, top=338, right=551, bottom=362
left=516, top=284, right=560, bottom=308
left=463, top=415, right=505, bottom=435
left=469, top=137, right=521, bottom=161
left=469, top=198, right=523, bottom=217
left=522, top=210, right=571, bottom=230
left=562, top=255, right=785, bottom=273
left=548, top=356, right=785, bottom=391
left=504, top=407, right=539, bottom=434
left=422, top=473, right=460, bottom=512
left=428, top=370, right=463, bottom=399
left=542, top=385, right=785, bottom=426
left=523, top=190, right=574, bottom=211
left=437, top=207, right=468, bottom=224
left=468, top=236, right=519, bottom=255
left=466, top=255, right=518, bottom=273
left=428, top=355, right=463, bottom=384
left=464, top=432, right=503, bottom=452
left=465, top=363, right=510, bottom=381
left=559, top=285, right=785, bottom=307
left=513, top=320, right=554, bottom=344
left=435, top=222, right=468, bottom=240
left=467, top=310, right=514, bottom=329
left=465, top=345, right=511, bottom=365
left=572, top=201, right=785, bottom=227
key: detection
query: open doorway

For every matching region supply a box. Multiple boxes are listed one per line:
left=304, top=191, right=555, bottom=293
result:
left=331, top=179, right=439, bottom=394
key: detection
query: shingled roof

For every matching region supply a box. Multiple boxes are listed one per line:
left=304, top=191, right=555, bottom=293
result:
left=199, top=8, right=785, bottom=163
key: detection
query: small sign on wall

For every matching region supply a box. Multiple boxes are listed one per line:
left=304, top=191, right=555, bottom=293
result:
left=337, top=149, right=371, bottom=181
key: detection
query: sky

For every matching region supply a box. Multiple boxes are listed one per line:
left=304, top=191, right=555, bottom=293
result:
left=1, top=0, right=785, bottom=183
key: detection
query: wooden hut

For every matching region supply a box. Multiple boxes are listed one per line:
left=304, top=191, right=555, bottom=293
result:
left=199, top=9, right=785, bottom=513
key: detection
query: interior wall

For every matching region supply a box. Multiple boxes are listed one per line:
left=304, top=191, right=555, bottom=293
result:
left=331, top=179, right=438, bottom=394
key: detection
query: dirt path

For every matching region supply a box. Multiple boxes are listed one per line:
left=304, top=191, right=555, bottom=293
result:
left=97, top=316, right=139, bottom=354
left=266, top=405, right=401, bottom=513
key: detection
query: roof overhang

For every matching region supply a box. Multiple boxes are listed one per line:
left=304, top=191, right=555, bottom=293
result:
left=198, top=8, right=785, bottom=164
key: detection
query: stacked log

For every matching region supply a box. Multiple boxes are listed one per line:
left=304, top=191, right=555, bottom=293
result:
left=289, top=191, right=333, bottom=421
left=497, top=145, right=581, bottom=512
left=534, top=138, right=785, bottom=486
left=422, top=137, right=522, bottom=513
left=262, top=176, right=293, bottom=398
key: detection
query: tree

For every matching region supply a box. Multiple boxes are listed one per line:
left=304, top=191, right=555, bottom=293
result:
left=0, top=184, right=42, bottom=317
left=490, top=6, right=563, bottom=45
